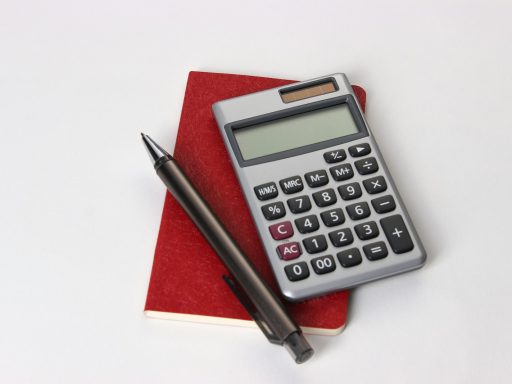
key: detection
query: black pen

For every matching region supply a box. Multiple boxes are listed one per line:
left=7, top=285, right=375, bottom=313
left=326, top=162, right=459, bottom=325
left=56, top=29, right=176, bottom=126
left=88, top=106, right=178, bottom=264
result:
left=141, top=133, right=313, bottom=364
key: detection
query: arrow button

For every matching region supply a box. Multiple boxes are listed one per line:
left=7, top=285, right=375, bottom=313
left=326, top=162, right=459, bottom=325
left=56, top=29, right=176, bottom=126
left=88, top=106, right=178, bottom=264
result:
left=348, top=143, right=371, bottom=157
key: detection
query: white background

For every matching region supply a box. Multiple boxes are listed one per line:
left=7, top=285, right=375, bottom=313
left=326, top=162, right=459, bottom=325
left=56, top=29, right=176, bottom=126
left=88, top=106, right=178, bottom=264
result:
left=1, top=0, right=511, bottom=382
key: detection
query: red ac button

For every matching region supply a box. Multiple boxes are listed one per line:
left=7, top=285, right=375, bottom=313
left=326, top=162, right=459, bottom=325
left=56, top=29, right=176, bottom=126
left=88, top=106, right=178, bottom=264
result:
left=277, top=242, right=302, bottom=261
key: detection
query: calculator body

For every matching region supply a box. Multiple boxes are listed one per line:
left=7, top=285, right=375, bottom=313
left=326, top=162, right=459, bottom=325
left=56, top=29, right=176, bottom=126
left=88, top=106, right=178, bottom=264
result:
left=212, top=73, right=426, bottom=301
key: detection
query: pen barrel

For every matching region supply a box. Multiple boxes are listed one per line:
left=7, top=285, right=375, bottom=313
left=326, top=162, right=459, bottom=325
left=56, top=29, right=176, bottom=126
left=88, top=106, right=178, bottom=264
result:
left=156, top=159, right=299, bottom=342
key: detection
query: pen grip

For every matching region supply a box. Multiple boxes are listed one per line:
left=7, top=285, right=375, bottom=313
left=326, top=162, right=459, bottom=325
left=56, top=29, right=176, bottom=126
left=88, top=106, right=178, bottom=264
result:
left=156, top=158, right=299, bottom=341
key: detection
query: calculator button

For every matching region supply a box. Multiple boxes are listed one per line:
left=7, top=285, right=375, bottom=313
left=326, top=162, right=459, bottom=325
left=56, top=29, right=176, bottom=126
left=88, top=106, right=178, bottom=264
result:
left=338, top=182, right=362, bottom=200
left=354, top=221, right=380, bottom=240
left=328, top=228, right=354, bottom=247
left=348, top=143, right=371, bottom=157
left=363, top=241, right=388, bottom=260
left=311, top=255, right=336, bottom=275
left=287, top=195, right=312, bottom=214
left=304, top=170, right=329, bottom=188
left=363, top=176, right=387, bottom=194
left=277, top=242, right=302, bottom=261
left=284, top=262, right=310, bottom=282
left=303, top=235, right=328, bottom=254
left=380, top=215, right=414, bottom=254
left=279, top=176, right=304, bottom=194
left=354, top=157, right=379, bottom=175
left=329, top=163, right=354, bottom=181
left=371, top=195, right=396, bottom=213
left=261, top=202, right=286, bottom=220
left=294, top=215, right=320, bottom=234
left=346, top=202, right=371, bottom=220
left=268, top=221, right=294, bottom=240
left=312, top=188, right=337, bottom=207
left=320, top=208, right=345, bottom=227
left=323, top=149, right=347, bottom=163
left=254, top=182, right=278, bottom=201
left=337, top=248, right=362, bottom=268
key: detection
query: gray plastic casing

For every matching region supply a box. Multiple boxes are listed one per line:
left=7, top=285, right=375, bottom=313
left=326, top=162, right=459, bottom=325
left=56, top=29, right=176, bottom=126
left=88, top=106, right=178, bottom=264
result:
left=212, top=73, right=426, bottom=301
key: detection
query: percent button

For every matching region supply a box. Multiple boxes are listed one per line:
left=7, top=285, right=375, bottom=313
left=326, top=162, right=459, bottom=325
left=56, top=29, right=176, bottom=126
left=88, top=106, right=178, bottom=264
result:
left=261, top=201, right=286, bottom=220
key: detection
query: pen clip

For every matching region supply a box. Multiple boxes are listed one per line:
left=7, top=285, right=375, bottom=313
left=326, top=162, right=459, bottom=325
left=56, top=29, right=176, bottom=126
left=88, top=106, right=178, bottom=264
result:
left=222, top=275, right=282, bottom=345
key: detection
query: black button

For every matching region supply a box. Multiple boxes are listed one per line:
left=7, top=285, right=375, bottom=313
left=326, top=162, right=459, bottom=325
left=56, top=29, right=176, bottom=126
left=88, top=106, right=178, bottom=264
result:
left=337, top=248, right=362, bottom=268
left=294, top=215, right=320, bottom=234
left=380, top=215, right=414, bottom=254
left=287, top=195, right=312, bottom=214
left=261, top=201, right=286, bottom=220
left=328, top=228, right=354, bottom=247
left=329, top=163, right=354, bottom=181
left=284, top=262, right=310, bottom=282
left=320, top=208, right=345, bottom=227
left=254, top=182, right=278, bottom=201
left=303, top=235, right=328, bottom=254
left=363, top=241, right=388, bottom=260
left=311, top=255, right=336, bottom=275
left=363, top=176, right=387, bottom=194
left=354, top=221, right=379, bottom=240
left=354, top=157, right=379, bottom=175
left=348, top=143, right=371, bottom=157
left=304, top=170, right=329, bottom=188
left=338, top=182, right=362, bottom=200
left=279, top=175, right=304, bottom=194
left=323, top=149, right=346, bottom=163
left=371, top=195, right=396, bottom=213
left=346, top=202, right=371, bottom=220
left=312, top=188, right=337, bottom=207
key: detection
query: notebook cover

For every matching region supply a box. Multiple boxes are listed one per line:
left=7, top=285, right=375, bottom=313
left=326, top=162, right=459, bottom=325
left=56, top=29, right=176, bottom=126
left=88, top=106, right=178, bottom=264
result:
left=144, top=71, right=366, bottom=334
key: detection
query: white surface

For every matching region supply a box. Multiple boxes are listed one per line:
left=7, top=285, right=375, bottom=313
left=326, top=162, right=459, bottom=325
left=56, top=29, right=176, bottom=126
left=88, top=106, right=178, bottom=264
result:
left=1, top=0, right=511, bottom=382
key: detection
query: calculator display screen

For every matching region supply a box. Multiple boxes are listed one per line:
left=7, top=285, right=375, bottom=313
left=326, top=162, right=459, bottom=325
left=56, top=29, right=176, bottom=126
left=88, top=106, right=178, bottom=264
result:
left=234, top=104, right=359, bottom=160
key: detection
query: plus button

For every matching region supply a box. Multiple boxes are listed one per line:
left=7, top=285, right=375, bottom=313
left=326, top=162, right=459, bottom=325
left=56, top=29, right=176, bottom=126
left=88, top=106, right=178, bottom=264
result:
left=392, top=228, right=403, bottom=238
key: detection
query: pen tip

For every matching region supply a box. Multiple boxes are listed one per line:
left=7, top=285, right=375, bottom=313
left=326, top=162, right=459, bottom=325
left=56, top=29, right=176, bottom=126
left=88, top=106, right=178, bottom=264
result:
left=141, top=132, right=145, bottom=137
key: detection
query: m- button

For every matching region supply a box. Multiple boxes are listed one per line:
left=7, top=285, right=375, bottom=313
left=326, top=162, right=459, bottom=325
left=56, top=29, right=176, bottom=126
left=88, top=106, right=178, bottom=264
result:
left=269, top=221, right=294, bottom=240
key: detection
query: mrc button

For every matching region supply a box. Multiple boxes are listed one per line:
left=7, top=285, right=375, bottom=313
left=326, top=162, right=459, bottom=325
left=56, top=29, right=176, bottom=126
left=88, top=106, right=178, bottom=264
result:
left=254, top=182, right=278, bottom=201
left=279, top=175, right=304, bottom=194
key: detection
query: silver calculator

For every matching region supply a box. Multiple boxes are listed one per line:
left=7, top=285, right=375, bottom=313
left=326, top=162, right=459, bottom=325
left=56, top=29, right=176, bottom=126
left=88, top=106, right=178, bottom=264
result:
left=212, top=73, right=426, bottom=301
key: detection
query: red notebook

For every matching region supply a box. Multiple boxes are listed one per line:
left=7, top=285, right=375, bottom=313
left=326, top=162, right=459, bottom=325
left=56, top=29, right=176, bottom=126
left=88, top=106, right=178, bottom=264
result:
left=145, top=71, right=366, bottom=335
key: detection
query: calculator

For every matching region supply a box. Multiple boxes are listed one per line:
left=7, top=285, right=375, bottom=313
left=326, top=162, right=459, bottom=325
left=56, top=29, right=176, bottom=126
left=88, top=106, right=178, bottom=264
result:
left=212, top=73, right=426, bottom=301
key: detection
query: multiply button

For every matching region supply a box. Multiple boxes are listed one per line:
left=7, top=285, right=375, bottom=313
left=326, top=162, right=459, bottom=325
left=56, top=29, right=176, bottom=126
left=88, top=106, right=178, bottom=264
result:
left=323, top=149, right=347, bottom=163
left=380, top=215, right=414, bottom=254
left=354, top=157, right=379, bottom=175
left=363, top=176, right=387, bottom=194
left=348, top=143, right=371, bottom=157
left=304, top=170, right=329, bottom=188
left=268, top=221, right=294, bottom=240
left=254, top=182, right=278, bottom=201
left=279, top=175, right=303, bottom=194
left=277, top=242, right=302, bottom=261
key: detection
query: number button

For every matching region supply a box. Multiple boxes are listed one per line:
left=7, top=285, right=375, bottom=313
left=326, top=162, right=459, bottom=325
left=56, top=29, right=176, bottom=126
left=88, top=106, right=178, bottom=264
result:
left=337, top=248, right=363, bottom=268
left=380, top=215, right=414, bottom=254
left=312, top=188, right=337, bottom=207
left=277, top=242, right=302, bottom=261
left=261, top=201, right=286, bottom=220
left=363, top=241, right=388, bottom=261
left=348, top=143, right=371, bottom=157
left=328, top=228, right=354, bottom=247
left=294, top=215, right=320, bottom=234
left=279, top=175, right=304, bottom=194
left=323, top=149, right=347, bottom=163
left=287, top=195, right=311, bottom=214
left=254, top=182, right=278, bottom=201
left=311, top=255, right=336, bottom=275
left=346, top=202, right=371, bottom=220
left=302, top=235, right=328, bottom=254
left=320, top=208, right=345, bottom=227
left=304, top=170, right=329, bottom=188
left=354, top=157, right=379, bottom=175
left=363, top=176, right=387, bottom=194
left=354, top=221, right=379, bottom=240
left=268, top=221, right=294, bottom=240
left=329, top=163, right=354, bottom=181
left=285, top=262, right=310, bottom=282
left=338, top=182, right=362, bottom=200
left=371, top=195, right=396, bottom=213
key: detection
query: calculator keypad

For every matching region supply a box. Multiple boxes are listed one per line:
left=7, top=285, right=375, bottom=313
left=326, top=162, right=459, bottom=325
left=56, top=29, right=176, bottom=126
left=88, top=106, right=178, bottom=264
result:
left=252, top=140, right=417, bottom=285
